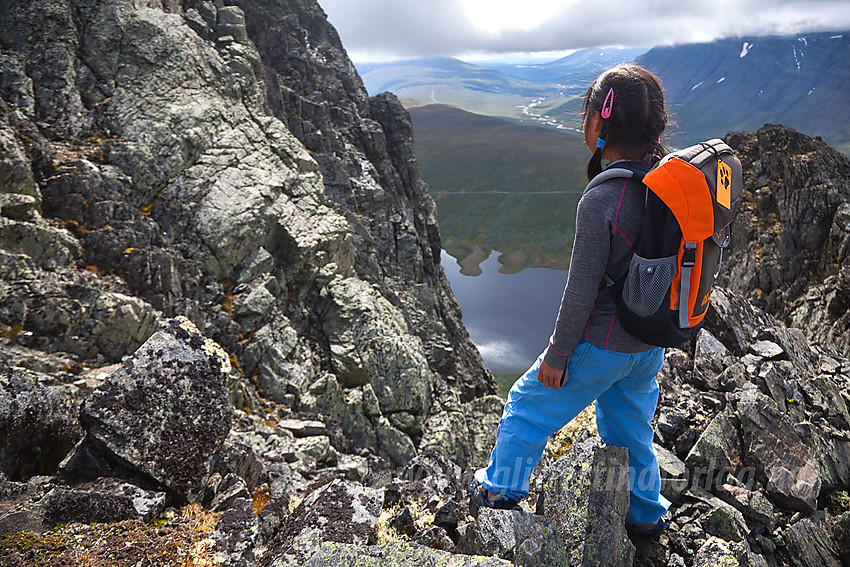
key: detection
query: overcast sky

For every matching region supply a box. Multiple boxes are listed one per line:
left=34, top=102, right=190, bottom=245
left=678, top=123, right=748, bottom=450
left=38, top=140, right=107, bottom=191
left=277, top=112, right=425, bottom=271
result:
left=316, top=0, right=850, bottom=62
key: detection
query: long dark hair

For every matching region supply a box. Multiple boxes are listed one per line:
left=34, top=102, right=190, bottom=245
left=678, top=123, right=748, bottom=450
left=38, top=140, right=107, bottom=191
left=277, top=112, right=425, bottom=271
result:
left=582, top=64, right=668, bottom=181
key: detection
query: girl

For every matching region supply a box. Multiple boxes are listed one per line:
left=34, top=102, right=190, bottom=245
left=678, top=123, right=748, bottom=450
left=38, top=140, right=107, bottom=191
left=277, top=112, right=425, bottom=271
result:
left=471, top=64, right=671, bottom=536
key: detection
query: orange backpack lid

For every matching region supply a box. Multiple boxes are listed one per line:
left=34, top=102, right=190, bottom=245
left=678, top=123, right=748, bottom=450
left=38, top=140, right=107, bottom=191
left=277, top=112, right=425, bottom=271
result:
left=643, top=157, right=715, bottom=242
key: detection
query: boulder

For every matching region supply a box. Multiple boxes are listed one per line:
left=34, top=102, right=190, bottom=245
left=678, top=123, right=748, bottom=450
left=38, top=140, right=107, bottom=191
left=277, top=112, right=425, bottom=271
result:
left=692, top=329, right=733, bottom=390
left=39, top=479, right=167, bottom=527
left=301, top=541, right=512, bottom=566
left=691, top=537, right=767, bottom=567
left=699, top=499, right=748, bottom=543
left=62, top=317, right=232, bottom=502
left=413, top=525, right=455, bottom=552
left=455, top=507, right=568, bottom=566
left=268, top=478, right=384, bottom=564
left=209, top=473, right=251, bottom=512
left=716, top=481, right=775, bottom=531
left=388, top=506, right=416, bottom=538
left=212, top=497, right=259, bottom=567
left=0, top=475, right=52, bottom=535
left=704, top=288, right=778, bottom=356
left=736, top=385, right=821, bottom=513
left=0, top=475, right=166, bottom=534
left=655, top=444, right=688, bottom=503
left=536, top=435, right=634, bottom=567
left=684, top=409, right=742, bottom=474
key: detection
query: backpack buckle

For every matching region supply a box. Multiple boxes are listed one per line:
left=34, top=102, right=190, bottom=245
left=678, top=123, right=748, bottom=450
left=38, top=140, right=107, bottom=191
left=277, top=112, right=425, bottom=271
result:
left=682, top=242, right=697, bottom=267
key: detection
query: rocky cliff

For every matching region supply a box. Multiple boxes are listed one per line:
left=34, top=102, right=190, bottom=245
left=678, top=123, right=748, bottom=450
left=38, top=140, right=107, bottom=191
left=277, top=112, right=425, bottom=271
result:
left=2, top=1, right=850, bottom=566
left=0, top=0, right=496, bottom=478
left=722, top=125, right=850, bottom=358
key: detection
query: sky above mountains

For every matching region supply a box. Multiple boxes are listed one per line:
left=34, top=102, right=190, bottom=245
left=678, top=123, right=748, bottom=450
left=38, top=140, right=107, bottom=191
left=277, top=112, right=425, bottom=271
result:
left=317, top=0, right=850, bottom=62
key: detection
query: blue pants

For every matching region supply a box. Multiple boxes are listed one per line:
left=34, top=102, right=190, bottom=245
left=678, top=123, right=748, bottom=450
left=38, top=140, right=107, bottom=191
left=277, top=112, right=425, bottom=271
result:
left=474, top=340, right=670, bottom=524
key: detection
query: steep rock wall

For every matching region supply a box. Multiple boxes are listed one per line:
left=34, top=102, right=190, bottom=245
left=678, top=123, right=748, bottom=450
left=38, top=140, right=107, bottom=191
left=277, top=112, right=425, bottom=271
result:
left=0, top=0, right=495, bottom=471
left=221, top=0, right=492, bottom=398
left=723, top=125, right=850, bottom=356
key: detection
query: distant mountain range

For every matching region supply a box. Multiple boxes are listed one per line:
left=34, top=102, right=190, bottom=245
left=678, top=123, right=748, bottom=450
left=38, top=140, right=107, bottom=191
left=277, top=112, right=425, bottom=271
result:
left=637, top=32, right=850, bottom=153
left=359, top=47, right=646, bottom=129
left=358, top=57, right=554, bottom=121
left=474, top=47, right=648, bottom=85
left=357, top=32, right=850, bottom=153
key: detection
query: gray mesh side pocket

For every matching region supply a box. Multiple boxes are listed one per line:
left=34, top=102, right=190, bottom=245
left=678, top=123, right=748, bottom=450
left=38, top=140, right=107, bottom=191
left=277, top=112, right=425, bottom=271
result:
left=621, top=255, right=677, bottom=317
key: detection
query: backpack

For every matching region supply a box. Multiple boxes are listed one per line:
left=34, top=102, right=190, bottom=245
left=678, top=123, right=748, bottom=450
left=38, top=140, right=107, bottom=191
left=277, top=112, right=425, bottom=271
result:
left=587, top=139, right=743, bottom=347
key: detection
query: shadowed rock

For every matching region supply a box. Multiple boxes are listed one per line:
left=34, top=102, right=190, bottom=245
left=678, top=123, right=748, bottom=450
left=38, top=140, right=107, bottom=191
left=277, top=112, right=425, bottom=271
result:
left=782, top=512, right=842, bottom=567
left=0, top=362, right=84, bottom=480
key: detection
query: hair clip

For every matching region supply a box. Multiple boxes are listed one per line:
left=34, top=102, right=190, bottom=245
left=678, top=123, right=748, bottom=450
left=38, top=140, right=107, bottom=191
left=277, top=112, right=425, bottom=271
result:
left=601, top=88, right=614, bottom=119
left=596, top=138, right=607, bottom=149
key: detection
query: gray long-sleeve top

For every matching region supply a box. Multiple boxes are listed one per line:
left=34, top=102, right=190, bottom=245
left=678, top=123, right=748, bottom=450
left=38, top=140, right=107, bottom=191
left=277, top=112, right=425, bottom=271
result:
left=543, top=160, right=658, bottom=371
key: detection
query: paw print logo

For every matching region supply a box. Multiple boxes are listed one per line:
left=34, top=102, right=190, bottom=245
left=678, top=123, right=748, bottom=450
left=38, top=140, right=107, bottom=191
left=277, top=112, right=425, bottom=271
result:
left=717, top=160, right=733, bottom=210
left=718, top=163, right=731, bottom=192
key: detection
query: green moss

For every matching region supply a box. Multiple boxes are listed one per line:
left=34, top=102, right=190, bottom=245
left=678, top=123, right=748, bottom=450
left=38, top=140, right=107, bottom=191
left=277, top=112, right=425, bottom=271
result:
left=1, top=526, right=77, bottom=560
left=827, top=489, right=850, bottom=514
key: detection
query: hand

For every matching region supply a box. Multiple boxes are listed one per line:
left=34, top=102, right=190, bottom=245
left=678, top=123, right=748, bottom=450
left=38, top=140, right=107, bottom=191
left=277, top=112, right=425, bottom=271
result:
left=538, top=359, right=568, bottom=389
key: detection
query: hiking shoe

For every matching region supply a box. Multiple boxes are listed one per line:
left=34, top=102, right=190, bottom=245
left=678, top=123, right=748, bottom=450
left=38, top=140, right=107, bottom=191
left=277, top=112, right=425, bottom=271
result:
left=627, top=518, right=670, bottom=537
left=468, top=483, right=520, bottom=517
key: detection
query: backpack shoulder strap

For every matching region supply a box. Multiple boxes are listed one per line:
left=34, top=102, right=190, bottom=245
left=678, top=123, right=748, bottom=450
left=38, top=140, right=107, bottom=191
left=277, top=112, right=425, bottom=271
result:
left=584, top=167, right=641, bottom=194
left=584, top=161, right=653, bottom=194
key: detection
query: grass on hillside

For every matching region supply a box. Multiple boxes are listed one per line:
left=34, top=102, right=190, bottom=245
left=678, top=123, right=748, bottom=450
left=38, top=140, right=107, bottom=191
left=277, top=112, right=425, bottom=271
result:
left=411, top=105, right=588, bottom=272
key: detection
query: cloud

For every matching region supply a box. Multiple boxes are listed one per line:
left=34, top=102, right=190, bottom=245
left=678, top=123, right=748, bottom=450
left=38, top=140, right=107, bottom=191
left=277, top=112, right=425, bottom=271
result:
left=316, top=0, right=476, bottom=60
left=317, top=0, right=850, bottom=61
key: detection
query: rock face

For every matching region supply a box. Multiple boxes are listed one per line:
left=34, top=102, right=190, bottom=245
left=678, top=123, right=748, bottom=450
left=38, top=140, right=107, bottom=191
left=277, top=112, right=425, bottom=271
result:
left=723, top=125, right=850, bottom=356
left=0, top=0, right=493, bottom=480
left=225, top=0, right=487, bottom=394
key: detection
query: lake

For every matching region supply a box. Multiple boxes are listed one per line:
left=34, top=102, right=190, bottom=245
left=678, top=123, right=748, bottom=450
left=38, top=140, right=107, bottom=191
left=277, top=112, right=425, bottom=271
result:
left=441, top=249, right=569, bottom=375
